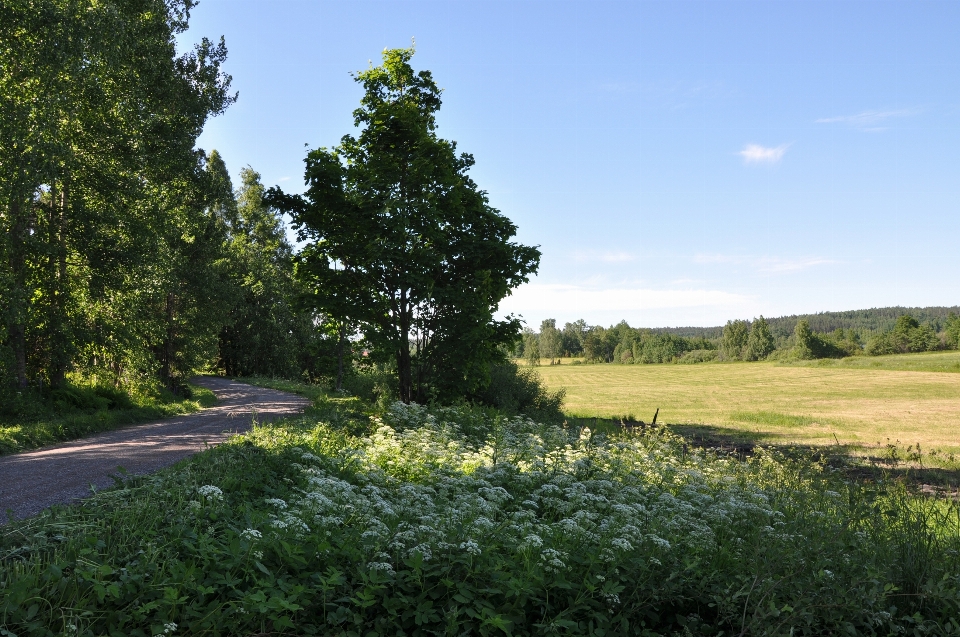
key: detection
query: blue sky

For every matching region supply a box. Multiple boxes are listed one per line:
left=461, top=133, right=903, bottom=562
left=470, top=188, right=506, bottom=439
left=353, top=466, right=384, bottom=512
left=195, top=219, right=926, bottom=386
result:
left=184, top=0, right=960, bottom=329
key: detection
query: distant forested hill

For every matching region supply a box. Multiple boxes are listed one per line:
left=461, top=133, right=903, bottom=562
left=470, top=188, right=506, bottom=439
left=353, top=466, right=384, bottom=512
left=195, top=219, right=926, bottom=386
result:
left=656, top=306, right=960, bottom=340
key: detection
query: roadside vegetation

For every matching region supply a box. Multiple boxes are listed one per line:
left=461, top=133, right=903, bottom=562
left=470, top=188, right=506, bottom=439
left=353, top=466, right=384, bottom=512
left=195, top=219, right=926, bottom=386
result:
left=6, top=390, right=960, bottom=635
left=0, top=381, right=216, bottom=455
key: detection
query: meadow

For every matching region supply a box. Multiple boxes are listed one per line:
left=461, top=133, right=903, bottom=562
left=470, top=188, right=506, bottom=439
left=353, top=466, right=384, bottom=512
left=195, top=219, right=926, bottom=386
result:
left=5, top=388, right=960, bottom=635
left=534, top=351, right=960, bottom=462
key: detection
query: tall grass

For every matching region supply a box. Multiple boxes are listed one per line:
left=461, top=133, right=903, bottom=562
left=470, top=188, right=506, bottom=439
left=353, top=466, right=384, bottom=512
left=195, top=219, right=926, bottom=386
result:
left=0, top=381, right=216, bottom=455
left=3, top=399, right=960, bottom=635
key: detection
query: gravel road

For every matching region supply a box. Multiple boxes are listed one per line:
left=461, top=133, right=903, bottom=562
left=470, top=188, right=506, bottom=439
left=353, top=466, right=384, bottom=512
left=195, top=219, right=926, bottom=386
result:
left=0, top=377, right=311, bottom=522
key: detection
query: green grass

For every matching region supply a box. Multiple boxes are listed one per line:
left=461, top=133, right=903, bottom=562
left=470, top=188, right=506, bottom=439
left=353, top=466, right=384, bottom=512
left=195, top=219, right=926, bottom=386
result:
left=5, top=399, right=960, bottom=635
left=0, top=382, right=216, bottom=456
left=231, top=376, right=331, bottom=405
left=782, top=350, right=960, bottom=373
left=533, top=356, right=960, bottom=465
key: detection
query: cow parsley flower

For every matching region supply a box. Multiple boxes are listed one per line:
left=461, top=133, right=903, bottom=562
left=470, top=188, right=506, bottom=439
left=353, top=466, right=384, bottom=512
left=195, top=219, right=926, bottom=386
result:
left=460, top=540, right=481, bottom=556
left=611, top=537, right=634, bottom=552
left=522, top=534, right=543, bottom=548
left=197, top=485, right=223, bottom=501
left=367, top=561, right=395, bottom=574
left=540, top=548, right=567, bottom=572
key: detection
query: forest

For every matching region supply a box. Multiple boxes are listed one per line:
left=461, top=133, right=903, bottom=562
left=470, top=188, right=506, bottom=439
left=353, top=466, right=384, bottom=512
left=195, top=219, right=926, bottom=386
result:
left=520, top=308, right=960, bottom=365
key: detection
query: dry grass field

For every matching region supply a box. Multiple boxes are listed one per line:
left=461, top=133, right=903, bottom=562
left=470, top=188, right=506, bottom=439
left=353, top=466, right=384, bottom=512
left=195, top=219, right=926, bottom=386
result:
left=533, top=351, right=960, bottom=460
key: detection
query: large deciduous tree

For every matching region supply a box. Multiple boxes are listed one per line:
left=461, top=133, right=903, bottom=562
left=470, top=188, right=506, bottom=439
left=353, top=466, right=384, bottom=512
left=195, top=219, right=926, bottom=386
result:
left=0, top=0, right=234, bottom=390
left=269, top=47, right=540, bottom=403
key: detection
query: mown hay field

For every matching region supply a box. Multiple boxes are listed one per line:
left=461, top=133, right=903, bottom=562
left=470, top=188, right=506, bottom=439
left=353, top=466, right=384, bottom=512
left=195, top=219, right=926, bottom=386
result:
left=534, top=351, right=960, bottom=457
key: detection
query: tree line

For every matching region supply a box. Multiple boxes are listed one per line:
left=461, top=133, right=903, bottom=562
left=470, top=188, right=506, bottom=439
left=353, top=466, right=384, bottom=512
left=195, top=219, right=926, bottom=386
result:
left=0, top=1, right=347, bottom=407
left=520, top=311, right=960, bottom=365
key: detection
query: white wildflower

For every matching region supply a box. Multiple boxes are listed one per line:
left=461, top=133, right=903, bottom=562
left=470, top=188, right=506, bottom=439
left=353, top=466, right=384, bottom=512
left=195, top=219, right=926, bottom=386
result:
left=197, top=485, right=223, bottom=501
left=367, top=561, right=395, bottom=574
left=611, top=537, right=634, bottom=552
left=240, top=529, right=262, bottom=541
left=460, top=540, right=482, bottom=556
left=540, top=548, right=567, bottom=572
left=264, top=498, right=288, bottom=509
left=408, top=543, right=433, bottom=561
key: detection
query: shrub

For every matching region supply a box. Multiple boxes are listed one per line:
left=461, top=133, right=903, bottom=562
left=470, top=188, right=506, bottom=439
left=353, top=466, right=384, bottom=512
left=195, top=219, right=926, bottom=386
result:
left=677, top=348, right=719, bottom=364
left=341, top=367, right=397, bottom=404
left=472, top=361, right=565, bottom=425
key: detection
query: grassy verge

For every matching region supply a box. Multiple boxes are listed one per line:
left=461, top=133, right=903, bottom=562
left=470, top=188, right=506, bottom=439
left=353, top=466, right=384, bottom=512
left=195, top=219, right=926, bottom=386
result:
left=0, top=383, right=216, bottom=456
left=780, top=350, right=960, bottom=373
left=4, top=398, right=960, bottom=635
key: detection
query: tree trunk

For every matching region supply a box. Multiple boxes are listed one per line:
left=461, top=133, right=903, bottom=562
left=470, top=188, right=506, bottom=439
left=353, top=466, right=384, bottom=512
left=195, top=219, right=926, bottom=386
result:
left=8, top=197, right=30, bottom=389
left=336, top=320, right=345, bottom=392
left=398, top=290, right=412, bottom=403
left=48, top=181, right=69, bottom=388
left=161, top=292, right=175, bottom=388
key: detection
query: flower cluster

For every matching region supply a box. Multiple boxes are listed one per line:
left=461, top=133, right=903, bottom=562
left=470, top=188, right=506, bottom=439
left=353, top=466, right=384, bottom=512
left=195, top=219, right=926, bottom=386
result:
left=197, top=485, right=223, bottom=501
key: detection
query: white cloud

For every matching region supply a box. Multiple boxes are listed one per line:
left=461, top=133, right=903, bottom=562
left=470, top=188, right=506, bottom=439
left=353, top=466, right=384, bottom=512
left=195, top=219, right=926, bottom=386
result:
left=500, top=283, right=749, bottom=314
left=694, top=254, right=837, bottom=273
left=816, top=108, right=919, bottom=128
left=738, top=143, right=789, bottom=164
left=278, top=176, right=291, bottom=182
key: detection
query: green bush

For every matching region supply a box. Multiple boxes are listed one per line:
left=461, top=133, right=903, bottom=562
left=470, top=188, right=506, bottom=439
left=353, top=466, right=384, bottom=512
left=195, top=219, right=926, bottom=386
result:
left=340, top=367, right=398, bottom=404
left=473, top=361, right=565, bottom=425
left=677, top=349, right=719, bottom=364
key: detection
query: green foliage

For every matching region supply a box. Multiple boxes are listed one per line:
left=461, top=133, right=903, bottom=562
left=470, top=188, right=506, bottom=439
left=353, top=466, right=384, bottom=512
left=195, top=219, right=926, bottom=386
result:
left=657, top=306, right=960, bottom=343
left=947, top=313, right=960, bottom=349
left=538, top=319, right=562, bottom=364
left=866, top=314, right=940, bottom=356
left=677, top=348, right=720, bottom=364
left=744, top=316, right=776, bottom=361
left=556, top=320, right=711, bottom=364
left=793, top=320, right=854, bottom=360
left=721, top=319, right=750, bottom=360
left=269, top=47, right=539, bottom=403
left=472, top=361, right=566, bottom=425
left=560, top=320, right=587, bottom=357
left=0, top=0, right=235, bottom=393
left=217, top=165, right=317, bottom=379
left=522, top=329, right=541, bottom=367
left=6, top=401, right=960, bottom=634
